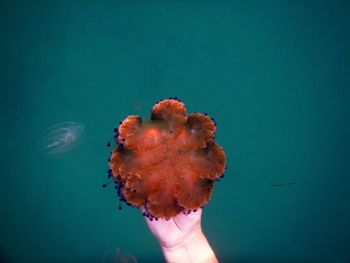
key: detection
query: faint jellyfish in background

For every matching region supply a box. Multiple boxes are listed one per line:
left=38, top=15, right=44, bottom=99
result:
left=102, top=248, right=137, bottom=263
left=38, top=122, right=85, bottom=155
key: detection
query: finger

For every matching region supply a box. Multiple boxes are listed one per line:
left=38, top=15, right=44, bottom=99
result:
left=140, top=206, right=146, bottom=214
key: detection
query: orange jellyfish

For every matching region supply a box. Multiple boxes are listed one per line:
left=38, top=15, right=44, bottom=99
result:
left=108, top=98, right=226, bottom=220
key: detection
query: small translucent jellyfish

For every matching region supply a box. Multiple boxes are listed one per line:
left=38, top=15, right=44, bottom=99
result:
left=102, top=248, right=137, bottom=263
left=38, top=122, right=85, bottom=155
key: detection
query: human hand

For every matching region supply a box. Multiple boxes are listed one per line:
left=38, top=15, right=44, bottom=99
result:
left=142, top=208, right=202, bottom=249
left=142, top=208, right=218, bottom=263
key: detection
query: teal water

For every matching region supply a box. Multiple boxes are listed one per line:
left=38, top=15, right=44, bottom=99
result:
left=1, top=1, right=350, bottom=262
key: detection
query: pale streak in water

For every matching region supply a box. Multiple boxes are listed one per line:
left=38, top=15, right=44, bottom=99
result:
left=39, top=122, right=85, bottom=154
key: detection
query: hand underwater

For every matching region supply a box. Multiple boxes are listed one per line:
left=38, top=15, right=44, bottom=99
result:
left=142, top=208, right=219, bottom=263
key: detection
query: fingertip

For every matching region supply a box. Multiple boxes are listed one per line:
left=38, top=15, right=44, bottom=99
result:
left=140, top=206, right=147, bottom=216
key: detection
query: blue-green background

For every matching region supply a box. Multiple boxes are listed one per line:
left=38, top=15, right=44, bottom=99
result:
left=1, top=1, right=350, bottom=262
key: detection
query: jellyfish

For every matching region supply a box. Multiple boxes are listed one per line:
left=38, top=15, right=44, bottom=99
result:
left=39, top=122, right=85, bottom=155
left=102, top=248, right=137, bottom=263
left=108, top=98, right=226, bottom=219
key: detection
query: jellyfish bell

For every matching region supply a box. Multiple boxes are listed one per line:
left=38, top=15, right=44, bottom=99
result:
left=38, top=122, right=85, bottom=155
left=108, top=98, right=227, bottom=219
